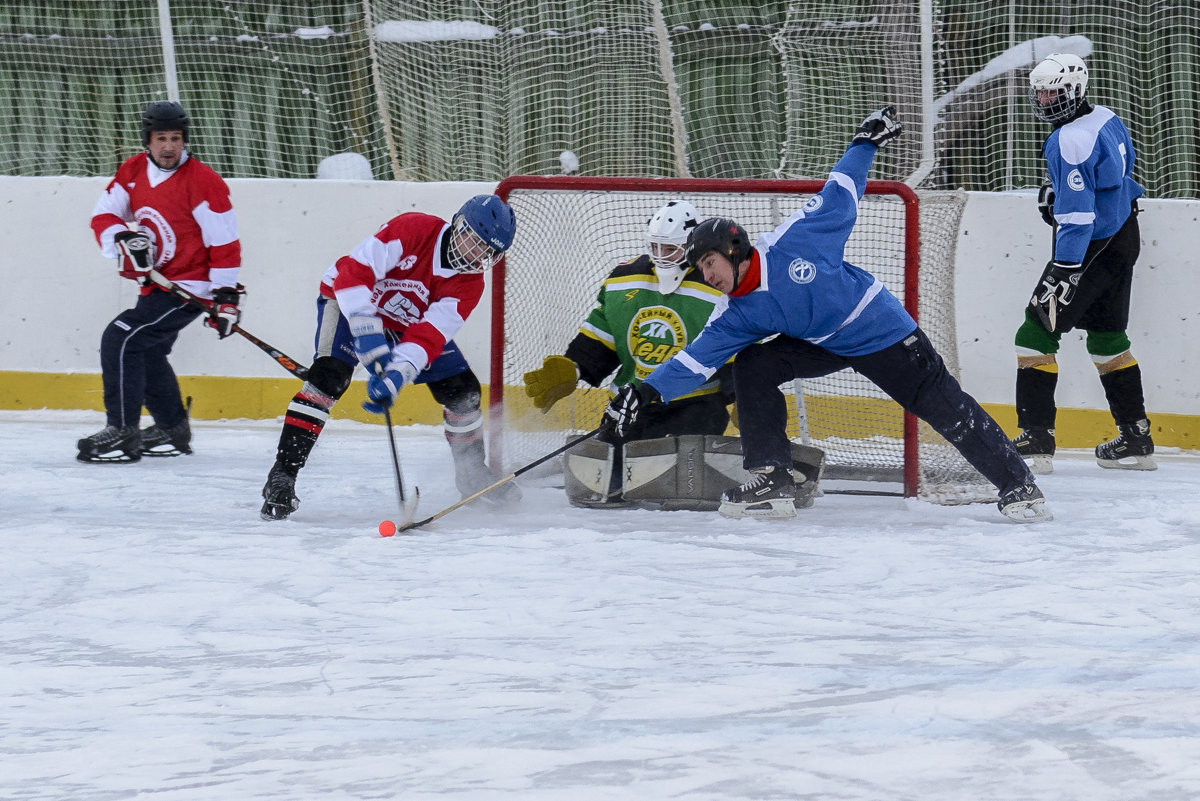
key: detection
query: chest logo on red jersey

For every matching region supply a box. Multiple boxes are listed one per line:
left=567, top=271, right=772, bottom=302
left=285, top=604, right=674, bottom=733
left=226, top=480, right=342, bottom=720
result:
left=628, top=306, right=687, bottom=379
left=373, top=277, right=430, bottom=325
left=134, top=205, right=176, bottom=267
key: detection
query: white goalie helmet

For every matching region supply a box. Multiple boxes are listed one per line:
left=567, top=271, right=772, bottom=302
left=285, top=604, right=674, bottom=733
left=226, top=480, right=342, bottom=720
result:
left=1028, top=53, right=1089, bottom=124
left=647, top=200, right=699, bottom=294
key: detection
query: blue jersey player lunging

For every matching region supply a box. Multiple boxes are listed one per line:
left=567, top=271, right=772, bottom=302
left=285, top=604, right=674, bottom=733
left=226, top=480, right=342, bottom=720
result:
left=599, top=107, right=1050, bottom=523
left=1013, top=53, right=1155, bottom=474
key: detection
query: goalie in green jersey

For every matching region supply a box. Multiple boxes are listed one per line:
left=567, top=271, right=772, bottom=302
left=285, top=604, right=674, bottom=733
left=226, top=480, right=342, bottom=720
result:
left=524, top=200, right=823, bottom=509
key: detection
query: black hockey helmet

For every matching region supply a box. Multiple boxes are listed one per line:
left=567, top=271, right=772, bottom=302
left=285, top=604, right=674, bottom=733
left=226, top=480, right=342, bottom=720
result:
left=141, top=101, right=190, bottom=146
left=685, top=217, right=753, bottom=269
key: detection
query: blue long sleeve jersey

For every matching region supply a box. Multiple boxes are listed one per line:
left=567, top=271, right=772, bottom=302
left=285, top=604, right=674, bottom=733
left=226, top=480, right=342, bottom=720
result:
left=1045, top=105, right=1144, bottom=264
left=644, top=141, right=917, bottom=403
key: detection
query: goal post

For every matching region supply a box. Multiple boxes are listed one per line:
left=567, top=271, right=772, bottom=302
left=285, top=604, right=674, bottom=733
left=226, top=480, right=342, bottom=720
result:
left=489, top=175, right=990, bottom=502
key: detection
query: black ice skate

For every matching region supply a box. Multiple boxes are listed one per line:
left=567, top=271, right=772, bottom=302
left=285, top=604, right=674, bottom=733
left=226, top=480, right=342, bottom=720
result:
left=718, top=465, right=797, bottom=520
left=997, top=482, right=1052, bottom=522
left=260, top=463, right=300, bottom=520
left=1096, top=418, right=1156, bottom=471
left=1012, top=427, right=1055, bottom=475
left=141, top=417, right=192, bottom=457
left=77, top=425, right=142, bottom=463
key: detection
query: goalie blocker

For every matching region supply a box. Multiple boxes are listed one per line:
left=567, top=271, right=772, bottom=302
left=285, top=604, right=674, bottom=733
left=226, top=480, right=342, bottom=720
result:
left=565, top=434, right=824, bottom=512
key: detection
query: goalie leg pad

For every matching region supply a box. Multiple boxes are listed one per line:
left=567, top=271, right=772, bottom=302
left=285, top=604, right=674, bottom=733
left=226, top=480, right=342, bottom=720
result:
left=621, top=435, right=825, bottom=511
left=563, top=436, right=630, bottom=508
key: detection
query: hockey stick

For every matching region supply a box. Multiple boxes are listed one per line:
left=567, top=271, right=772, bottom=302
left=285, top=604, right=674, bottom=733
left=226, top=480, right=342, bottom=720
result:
left=396, top=426, right=603, bottom=533
left=145, top=269, right=310, bottom=381
left=374, top=364, right=420, bottom=526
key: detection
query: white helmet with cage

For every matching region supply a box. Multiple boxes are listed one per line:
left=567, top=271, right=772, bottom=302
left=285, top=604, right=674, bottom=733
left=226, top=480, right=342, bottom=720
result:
left=1028, top=53, right=1089, bottom=124
left=647, top=200, right=699, bottom=294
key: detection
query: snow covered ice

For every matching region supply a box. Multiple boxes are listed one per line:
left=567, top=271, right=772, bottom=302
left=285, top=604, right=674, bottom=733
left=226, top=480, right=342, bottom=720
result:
left=4, top=409, right=1200, bottom=800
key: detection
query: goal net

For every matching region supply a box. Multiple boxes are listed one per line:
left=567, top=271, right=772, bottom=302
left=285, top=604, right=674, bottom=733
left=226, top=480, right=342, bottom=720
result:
left=490, top=176, right=993, bottom=503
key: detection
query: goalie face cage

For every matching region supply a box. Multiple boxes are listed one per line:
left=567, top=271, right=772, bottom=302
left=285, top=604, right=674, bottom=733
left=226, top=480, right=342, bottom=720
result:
left=489, top=176, right=991, bottom=504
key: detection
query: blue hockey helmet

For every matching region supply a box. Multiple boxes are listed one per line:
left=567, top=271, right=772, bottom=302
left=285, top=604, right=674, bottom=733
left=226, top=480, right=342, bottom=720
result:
left=447, top=194, right=517, bottom=273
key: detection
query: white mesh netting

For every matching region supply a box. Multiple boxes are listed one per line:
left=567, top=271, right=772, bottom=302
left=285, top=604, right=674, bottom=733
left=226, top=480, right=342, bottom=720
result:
left=492, top=179, right=992, bottom=502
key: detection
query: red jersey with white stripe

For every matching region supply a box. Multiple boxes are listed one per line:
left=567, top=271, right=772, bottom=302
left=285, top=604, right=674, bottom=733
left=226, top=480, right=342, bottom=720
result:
left=319, top=212, right=484, bottom=371
left=91, top=152, right=241, bottom=298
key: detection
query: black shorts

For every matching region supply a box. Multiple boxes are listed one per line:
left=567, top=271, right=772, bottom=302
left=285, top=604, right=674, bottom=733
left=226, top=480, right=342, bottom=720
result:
left=1036, top=206, right=1140, bottom=333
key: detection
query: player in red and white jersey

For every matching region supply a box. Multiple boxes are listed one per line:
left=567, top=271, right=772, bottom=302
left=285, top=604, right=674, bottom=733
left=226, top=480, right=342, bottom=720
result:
left=77, top=101, right=243, bottom=463
left=260, top=194, right=517, bottom=521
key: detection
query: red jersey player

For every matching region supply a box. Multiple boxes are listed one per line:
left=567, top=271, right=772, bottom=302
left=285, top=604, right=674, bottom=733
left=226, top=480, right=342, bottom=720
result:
left=260, top=194, right=517, bottom=521
left=78, top=101, right=242, bottom=463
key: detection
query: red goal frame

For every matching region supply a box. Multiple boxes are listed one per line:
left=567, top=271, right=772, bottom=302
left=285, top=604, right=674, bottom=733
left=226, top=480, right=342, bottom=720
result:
left=490, top=175, right=923, bottom=496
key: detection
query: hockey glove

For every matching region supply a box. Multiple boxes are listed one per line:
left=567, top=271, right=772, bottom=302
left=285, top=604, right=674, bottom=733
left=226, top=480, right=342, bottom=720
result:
left=363, top=359, right=420, bottom=414
left=114, top=229, right=154, bottom=281
left=599, top=383, right=661, bottom=440
left=349, top=314, right=391, bottom=369
left=1031, top=260, right=1084, bottom=332
left=206, top=286, right=242, bottom=339
left=852, top=106, right=902, bottom=148
left=523, top=355, right=580, bottom=411
left=1037, top=180, right=1056, bottom=227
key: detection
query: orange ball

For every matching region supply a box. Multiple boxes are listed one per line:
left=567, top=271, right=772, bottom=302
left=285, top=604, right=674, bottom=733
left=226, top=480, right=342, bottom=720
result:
left=378, top=519, right=396, bottom=538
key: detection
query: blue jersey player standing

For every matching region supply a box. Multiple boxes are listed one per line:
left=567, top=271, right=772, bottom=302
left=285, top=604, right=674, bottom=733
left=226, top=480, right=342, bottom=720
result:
left=1013, top=53, right=1155, bottom=473
left=598, top=107, right=1050, bottom=523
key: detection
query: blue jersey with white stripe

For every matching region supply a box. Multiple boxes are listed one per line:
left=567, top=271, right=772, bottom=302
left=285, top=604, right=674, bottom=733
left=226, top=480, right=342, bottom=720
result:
left=644, top=141, right=917, bottom=403
left=1045, top=105, right=1144, bottom=264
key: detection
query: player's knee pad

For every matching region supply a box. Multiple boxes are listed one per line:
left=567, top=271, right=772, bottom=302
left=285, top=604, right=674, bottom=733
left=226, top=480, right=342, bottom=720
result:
left=306, top=356, right=354, bottom=399
left=619, top=435, right=825, bottom=511
left=427, top=369, right=482, bottom=414
left=1014, top=312, right=1061, bottom=355
left=1086, top=330, right=1132, bottom=359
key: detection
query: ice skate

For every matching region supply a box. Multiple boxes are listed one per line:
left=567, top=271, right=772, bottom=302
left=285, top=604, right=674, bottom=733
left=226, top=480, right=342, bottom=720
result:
left=454, top=458, right=521, bottom=507
left=1012, top=427, right=1055, bottom=475
left=718, top=465, right=797, bottom=520
left=997, top=482, right=1052, bottom=522
left=77, top=425, right=142, bottom=463
left=140, top=417, right=192, bottom=457
left=260, top=463, right=300, bottom=520
left=1096, top=418, right=1156, bottom=471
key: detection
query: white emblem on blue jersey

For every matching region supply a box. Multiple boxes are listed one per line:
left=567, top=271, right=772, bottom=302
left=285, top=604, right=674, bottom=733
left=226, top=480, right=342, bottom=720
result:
left=788, top=258, right=817, bottom=284
left=803, top=196, right=823, bottom=213
left=1067, top=169, right=1085, bottom=191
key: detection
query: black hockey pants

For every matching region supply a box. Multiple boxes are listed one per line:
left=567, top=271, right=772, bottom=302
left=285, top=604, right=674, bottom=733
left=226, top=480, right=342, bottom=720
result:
left=100, top=289, right=202, bottom=429
left=733, top=327, right=1034, bottom=495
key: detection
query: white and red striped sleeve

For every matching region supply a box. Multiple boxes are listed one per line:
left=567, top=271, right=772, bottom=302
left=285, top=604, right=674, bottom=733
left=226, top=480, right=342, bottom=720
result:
left=193, top=169, right=241, bottom=288
left=330, top=221, right=409, bottom=318
left=91, top=160, right=136, bottom=258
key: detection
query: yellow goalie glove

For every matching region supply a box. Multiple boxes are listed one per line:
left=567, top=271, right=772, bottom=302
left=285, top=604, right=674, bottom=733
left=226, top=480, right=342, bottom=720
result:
left=523, top=355, right=579, bottom=411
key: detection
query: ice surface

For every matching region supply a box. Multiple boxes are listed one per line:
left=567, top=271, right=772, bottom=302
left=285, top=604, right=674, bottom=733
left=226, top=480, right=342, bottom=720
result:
left=4, top=410, right=1200, bottom=800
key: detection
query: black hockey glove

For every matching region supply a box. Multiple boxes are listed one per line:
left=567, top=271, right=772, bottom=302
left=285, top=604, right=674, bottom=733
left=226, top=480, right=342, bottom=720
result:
left=599, top=383, right=661, bottom=440
left=114, top=229, right=154, bottom=282
left=1031, top=260, right=1084, bottom=332
left=207, top=286, right=242, bottom=339
left=852, top=106, right=902, bottom=148
left=1037, top=180, right=1056, bottom=227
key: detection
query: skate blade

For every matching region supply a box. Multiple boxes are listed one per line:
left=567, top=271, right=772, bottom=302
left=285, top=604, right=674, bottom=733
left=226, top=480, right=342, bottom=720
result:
left=1000, top=497, right=1053, bottom=523
left=76, top=451, right=140, bottom=463
left=718, top=498, right=797, bottom=520
left=1097, top=454, right=1157, bottom=471
left=1022, top=454, right=1054, bottom=475
left=141, top=446, right=192, bottom=457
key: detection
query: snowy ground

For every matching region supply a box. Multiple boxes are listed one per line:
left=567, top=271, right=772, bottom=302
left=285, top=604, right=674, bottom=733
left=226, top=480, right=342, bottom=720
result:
left=4, top=409, right=1200, bottom=801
